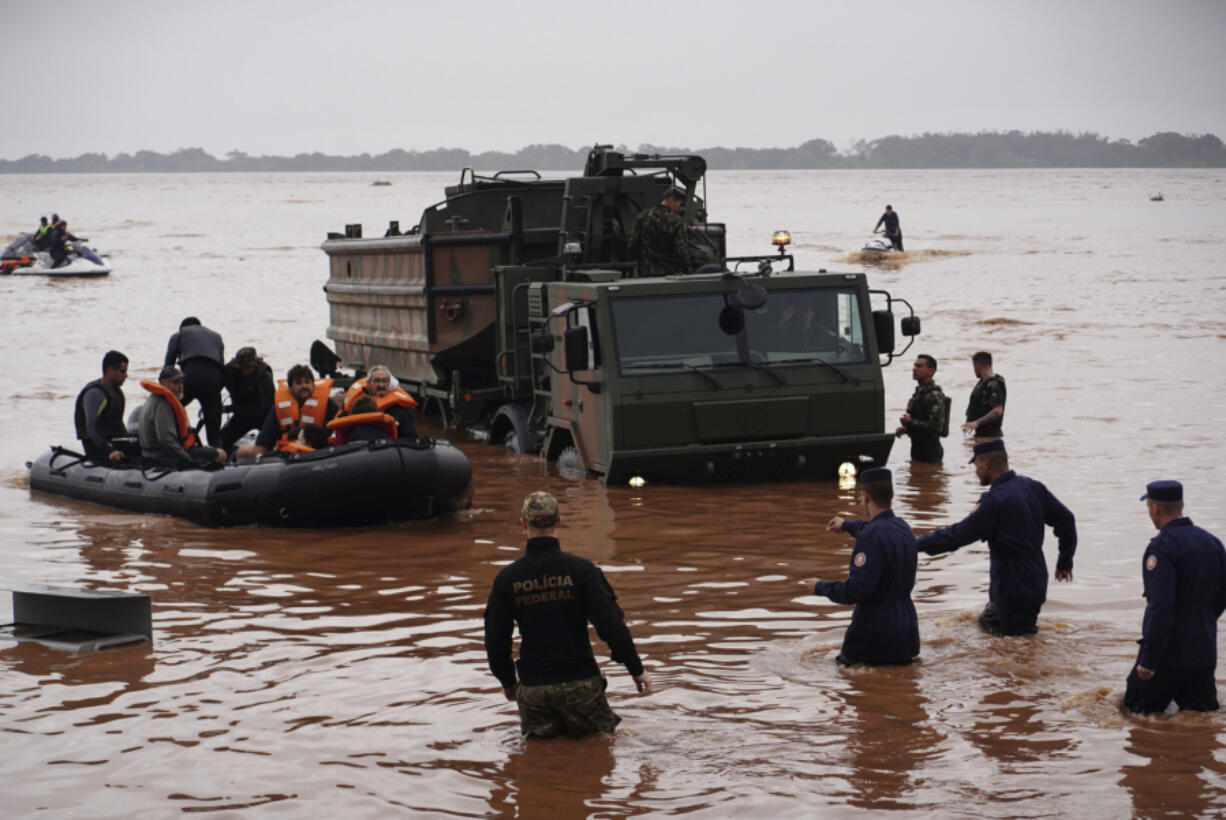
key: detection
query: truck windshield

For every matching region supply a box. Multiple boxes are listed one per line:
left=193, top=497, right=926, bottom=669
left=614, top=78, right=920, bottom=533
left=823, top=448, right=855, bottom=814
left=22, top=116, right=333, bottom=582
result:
left=610, top=287, right=867, bottom=373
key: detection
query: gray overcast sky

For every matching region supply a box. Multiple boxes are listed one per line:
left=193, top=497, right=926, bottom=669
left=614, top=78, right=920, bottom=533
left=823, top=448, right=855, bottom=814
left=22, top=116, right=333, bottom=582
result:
left=5, top=0, right=1224, bottom=159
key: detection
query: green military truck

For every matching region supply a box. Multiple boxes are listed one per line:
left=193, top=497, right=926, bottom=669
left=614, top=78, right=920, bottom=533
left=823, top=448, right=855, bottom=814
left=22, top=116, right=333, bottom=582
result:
left=320, top=146, right=920, bottom=485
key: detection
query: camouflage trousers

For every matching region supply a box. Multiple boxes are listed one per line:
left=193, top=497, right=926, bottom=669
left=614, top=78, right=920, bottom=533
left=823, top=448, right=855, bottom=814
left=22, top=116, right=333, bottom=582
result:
left=515, top=675, right=621, bottom=739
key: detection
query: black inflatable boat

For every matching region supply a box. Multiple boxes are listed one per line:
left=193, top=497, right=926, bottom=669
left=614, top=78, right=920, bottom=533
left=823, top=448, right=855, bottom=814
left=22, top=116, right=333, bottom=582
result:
left=27, top=438, right=473, bottom=527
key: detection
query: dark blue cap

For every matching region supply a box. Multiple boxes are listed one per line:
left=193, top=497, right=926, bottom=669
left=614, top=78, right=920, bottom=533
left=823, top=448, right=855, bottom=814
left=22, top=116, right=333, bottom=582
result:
left=968, top=438, right=1006, bottom=463
left=1140, top=480, right=1182, bottom=502
left=859, top=467, right=892, bottom=484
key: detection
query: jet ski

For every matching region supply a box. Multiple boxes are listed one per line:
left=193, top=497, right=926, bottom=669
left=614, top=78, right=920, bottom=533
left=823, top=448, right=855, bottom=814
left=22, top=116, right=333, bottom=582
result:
left=1, top=232, right=112, bottom=276
left=862, top=236, right=895, bottom=253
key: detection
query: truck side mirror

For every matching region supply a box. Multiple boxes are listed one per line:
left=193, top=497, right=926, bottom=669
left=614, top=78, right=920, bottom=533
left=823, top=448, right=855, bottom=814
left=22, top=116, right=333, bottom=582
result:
left=872, top=310, right=895, bottom=354
left=901, top=316, right=921, bottom=337
left=719, top=305, right=745, bottom=335
left=563, top=326, right=590, bottom=371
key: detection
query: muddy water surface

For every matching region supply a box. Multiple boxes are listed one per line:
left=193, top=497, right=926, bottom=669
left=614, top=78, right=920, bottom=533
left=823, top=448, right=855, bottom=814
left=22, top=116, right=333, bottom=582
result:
left=1, top=169, right=1225, bottom=816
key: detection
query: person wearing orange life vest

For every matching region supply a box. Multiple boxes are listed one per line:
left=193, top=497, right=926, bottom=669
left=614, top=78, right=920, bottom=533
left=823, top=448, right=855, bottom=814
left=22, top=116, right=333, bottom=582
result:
left=329, top=395, right=399, bottom=445
left=273, top=423, right=332, bottom=456
left=342, top=364, right=416, bottom=437
left=137, top=366, right=226, bottom=465
left=237, top=363, right=339, bottom=458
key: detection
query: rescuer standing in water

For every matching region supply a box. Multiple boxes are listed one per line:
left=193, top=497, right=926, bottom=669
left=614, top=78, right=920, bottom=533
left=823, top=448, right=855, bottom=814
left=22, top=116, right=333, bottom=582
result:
left=1124, top=480, right=1226, bottom=714
left=484, top=491, right=651, bottom=739
left=896, top=354, right=948, bottom=463
left=806, top=467, right=920, bottom=666
left=917, top=439, right=1077, bottom=636
left=962, top=351, right=1006, bottom=439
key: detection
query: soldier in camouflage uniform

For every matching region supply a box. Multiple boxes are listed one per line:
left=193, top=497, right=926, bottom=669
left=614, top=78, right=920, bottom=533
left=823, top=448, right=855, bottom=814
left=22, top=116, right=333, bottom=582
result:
left=628, top=186, right=692, bottom=277
left=895, top=354, right=947, bottom=463
left=484, top=491, right=652, bottom=739
left=962, top=350, right=1006, bottom=439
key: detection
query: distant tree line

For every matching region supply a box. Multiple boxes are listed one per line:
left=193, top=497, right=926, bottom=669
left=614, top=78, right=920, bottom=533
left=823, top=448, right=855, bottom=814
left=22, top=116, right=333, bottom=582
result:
left=3, top=131, right=1223, bottom=173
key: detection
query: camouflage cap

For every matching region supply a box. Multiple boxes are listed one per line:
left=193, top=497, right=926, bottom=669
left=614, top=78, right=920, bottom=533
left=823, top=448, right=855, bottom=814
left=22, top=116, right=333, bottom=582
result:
left=521, top=491, right=559, bottom=527
left=235, top=346, right=260, bottom=367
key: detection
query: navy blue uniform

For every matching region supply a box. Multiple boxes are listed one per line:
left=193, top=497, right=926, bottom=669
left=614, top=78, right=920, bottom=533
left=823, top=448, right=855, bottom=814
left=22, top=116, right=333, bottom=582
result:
left=484, top=536, right=643, bottom=688
left=1125, top=518, right=1226, bottom=713
left=917, top=470, right=1077, bottom=634
left=816, top=511, right=920, bottom=664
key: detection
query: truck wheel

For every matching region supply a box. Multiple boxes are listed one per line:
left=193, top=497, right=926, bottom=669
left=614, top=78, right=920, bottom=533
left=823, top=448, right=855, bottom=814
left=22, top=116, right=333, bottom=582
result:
left=557, top=446, right=584, bottom=473
left=494, top=404, right=538, bottom=455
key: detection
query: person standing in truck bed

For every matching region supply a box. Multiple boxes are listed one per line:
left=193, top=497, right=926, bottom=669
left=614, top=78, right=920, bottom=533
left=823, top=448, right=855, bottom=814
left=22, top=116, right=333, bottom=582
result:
left=629, top=186, right=692, bottom=277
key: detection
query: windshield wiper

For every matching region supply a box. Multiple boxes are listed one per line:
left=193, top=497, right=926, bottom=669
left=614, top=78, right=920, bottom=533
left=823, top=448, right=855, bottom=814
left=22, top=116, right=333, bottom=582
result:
left=710, top=360, right=788, bottom=385
left=786, top=356, right=853, bottom=383
left=623, top=362, right=721, bottom=389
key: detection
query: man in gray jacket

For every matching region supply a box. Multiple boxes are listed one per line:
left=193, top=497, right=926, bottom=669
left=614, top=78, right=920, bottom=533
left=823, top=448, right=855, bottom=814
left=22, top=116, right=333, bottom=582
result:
left=138, top=366, right=226, bottom=466
left=164, top=317, right=225, bottom=447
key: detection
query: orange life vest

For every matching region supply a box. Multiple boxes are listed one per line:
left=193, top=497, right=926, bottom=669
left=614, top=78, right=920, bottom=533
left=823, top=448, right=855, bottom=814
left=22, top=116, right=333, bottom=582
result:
left=275, top=440, right=316, bottom=454
left=140, top=379, right=199, bottom=449
left=342, top=378, right=417, bottom=413
left=273, top=378, right=335, bottom=439
left=326, top=412, right=399, bottom=445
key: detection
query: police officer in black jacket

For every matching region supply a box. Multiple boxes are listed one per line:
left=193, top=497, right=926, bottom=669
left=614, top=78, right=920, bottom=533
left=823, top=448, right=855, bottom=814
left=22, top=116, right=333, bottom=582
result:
left=164, top=316, right=225, bottom=447
left=484, top=491, right=652, bottom=739
left=73, top=350, right=137, bottom=463
left=917, top=439, right=1077, bottom=636
left=1125, top=480, right=1226, bottom=714
left=808, top=467, right=920, bottom=665
left=220, top=346, right=274, bottom=450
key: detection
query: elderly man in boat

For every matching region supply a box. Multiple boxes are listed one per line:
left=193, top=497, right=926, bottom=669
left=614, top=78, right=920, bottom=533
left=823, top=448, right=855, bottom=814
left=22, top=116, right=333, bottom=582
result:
left=340, top=364, right=417, bottom=438
left=137, top=366, right=227, bottom=466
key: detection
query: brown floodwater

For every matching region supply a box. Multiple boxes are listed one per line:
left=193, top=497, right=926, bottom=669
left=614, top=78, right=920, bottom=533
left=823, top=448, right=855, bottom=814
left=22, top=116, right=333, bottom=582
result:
left=1, top=168, right=1225, bottom=816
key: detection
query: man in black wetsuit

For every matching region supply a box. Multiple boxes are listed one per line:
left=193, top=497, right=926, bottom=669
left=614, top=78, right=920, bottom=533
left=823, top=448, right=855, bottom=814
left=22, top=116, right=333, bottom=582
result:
left=874, top=204, right=903, bottom=251
left=806, top=467, right=920, bottom=666
left=917, top=439, right=1077, bottom=636
left=484, top=491, right=652, bottom=739
left=1125, top=480, right=1226, bottom=714
left=164, top=316, right=225, bottom=447
left=73, top=350, right=137, bottom=463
